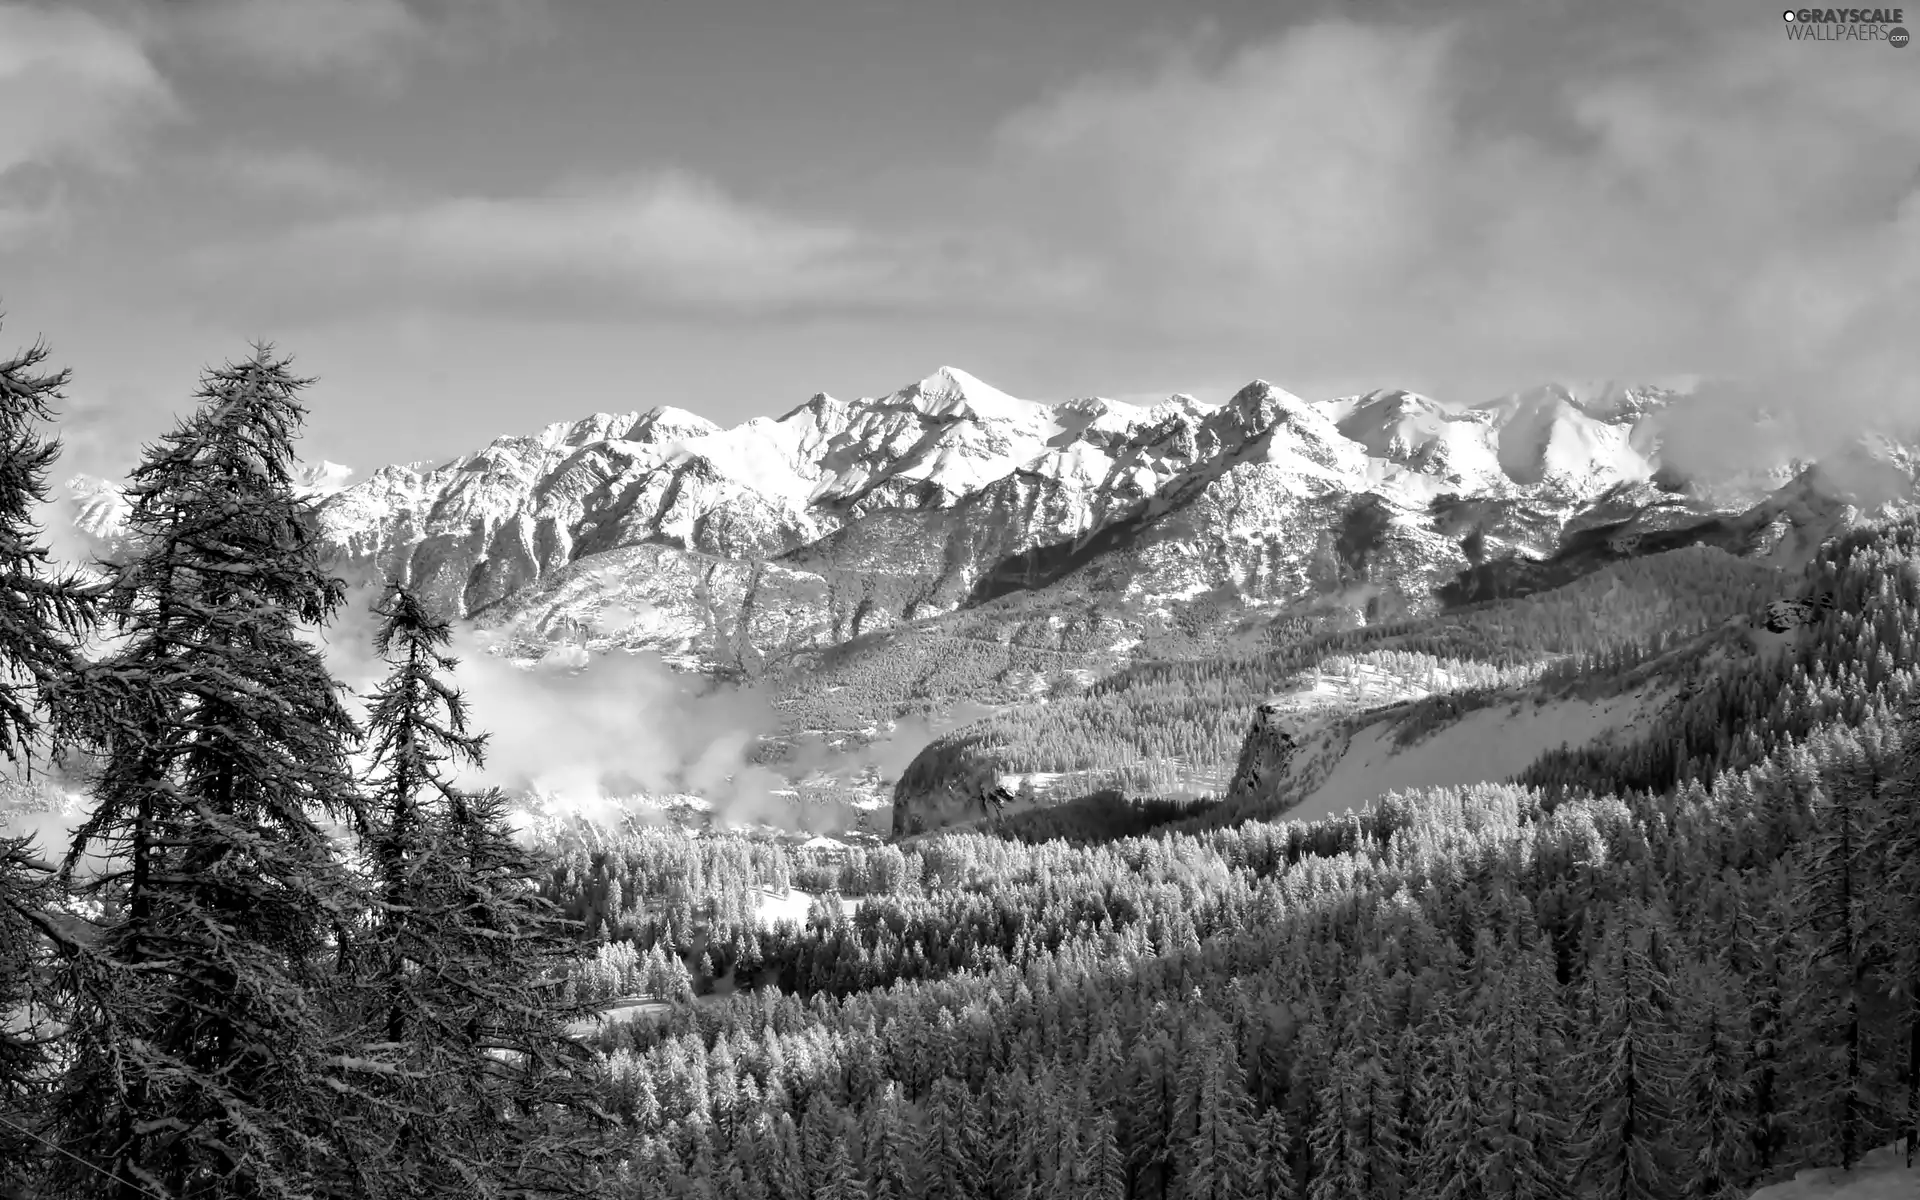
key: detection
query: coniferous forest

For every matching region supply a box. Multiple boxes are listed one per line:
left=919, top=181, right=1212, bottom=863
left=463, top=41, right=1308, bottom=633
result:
left=5, top=323, right=1920, bottom=1200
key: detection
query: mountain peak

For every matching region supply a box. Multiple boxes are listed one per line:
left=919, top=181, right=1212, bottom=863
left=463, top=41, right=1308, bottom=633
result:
left=1224, top=379, right=1322, bottom=422
left=889, top=366, right=1050, bottom=425
left=630, top=405, right=722, bottom=442
left=923, top=365, right=989, bottom=392
left=295, top=460, right=355, bottom=497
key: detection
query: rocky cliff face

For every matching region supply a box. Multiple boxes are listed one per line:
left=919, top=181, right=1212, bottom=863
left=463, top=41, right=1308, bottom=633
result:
left=1225, top=702, right=1326, bottom=804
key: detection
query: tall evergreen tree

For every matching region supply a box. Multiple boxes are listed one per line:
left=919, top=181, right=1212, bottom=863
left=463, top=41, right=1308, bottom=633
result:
left=1735, top=865, right=1794, bottom=1174
left=763, top=1111, right=808, bottom=1200
left=1175, top=1026, right=1254, bottom=1200
left=814, top=1136, right=862, bottom=1200
left=1078, top=1105, right=1129, bottom=1200
left=1790, top=773, right=1892, bottom=1170
left=1421, top=1026, right=1488, bottom=1200
left=343, top=581, right=612, bottom=1196
left=1306, top=1043, right=1365, bottom=1200
left=0, top=320, right=99, bottom=1195
left=1248, top=1106, right=1295, bottom=1200
left=1571, top=918, right=1680, bottom=1200
left=1877, top=701, right=1920, bottom=1167
left=1676, top=959, right=1754, bottom=1200
left=0, top=319, right=98, bottom=765
left=1481, top=948, right=1569, bottom=1200
left=918, top=1077, right=984, bottom=1200
left=1126, top=1031, right=1180, bottom=1200
left=857, top=1080, right=913, bottom=1199
left=46, top=347, right=381, bottom=1199
left=0, top=835, right=70, bottom=1200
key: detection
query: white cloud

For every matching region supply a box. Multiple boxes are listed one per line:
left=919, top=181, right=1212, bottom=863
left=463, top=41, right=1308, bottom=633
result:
left=0, top=3, right=175, bottom=245
left=965, top=0, right=1920, bottom=473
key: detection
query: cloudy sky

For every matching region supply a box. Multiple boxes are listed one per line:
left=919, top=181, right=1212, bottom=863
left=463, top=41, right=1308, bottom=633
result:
left=2, top=0, right=1916, bottom=476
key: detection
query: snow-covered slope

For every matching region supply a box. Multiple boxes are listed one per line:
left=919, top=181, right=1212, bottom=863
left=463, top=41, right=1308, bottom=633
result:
left=1747, top=1144, right=1918, bottom=1200
left=1245, top=685, right=1672, bottom=828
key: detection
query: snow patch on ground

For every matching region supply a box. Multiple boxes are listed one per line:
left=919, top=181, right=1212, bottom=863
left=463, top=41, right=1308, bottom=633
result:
left=1282, top=687, right=1667, bottom=825
left=565, top=998, right=673, bottom=1039
left=752, top=886, right=857, bottom=930
left=1748, top=1143, right=1918, bottom=1200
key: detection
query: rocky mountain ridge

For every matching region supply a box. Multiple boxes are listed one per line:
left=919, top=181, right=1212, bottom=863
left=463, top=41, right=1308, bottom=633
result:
left=61, top=368, right=1914, bottom=678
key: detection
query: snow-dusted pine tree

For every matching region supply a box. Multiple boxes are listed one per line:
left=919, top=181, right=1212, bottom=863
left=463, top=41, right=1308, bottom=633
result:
left=46, top=347, right=381, bottom=1199
left=1174, top=1025, right=1255, bottom=1200
left=1789, top=771, right=1895, bottom=1170
left=1481, top=946, right=1570, bottom=1200
left=1676, top=957, right=1755, bottom=1200
left=0, top=320, right=97, bottom=766
left=0, top=321, right=99, bottom=1192
left=346, top=580, right=613, bottom=1197
left=919, top=1076, right=986, bottom=1200
left=1875, top=700, right=1920, bottom=1168
left=1079, top=1105, right=1128, bottom=1200
left=814, top=1136, right=862, bottom=1200
left=1248, top=1105, right=1295, bottom=1200
left=1306, top=1043, right=1366, bottom=1200
left=1571, top=914, right=1681, bottom=1200
left=1735, top=863, right=1795, bottom=1174
left=857, top=1080, right=914, bottom=1199
left=1420, top=1025, right=1489, bottom=1200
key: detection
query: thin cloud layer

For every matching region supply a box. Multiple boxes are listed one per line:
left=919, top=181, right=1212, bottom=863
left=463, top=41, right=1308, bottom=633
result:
left=209, top=146, right=390, bottom=206
left=119, top=0, right=547, bottom=80
left=189, top=170, right=949, bottom=322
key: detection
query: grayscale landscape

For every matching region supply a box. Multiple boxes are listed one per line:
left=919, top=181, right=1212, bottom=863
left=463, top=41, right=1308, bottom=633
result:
left=1, top=0, right=1918, bottom=1197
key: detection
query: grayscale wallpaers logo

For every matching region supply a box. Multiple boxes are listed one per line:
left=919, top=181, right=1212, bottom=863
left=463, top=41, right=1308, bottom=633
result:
left=1783, top=7, right=1910, bottom=43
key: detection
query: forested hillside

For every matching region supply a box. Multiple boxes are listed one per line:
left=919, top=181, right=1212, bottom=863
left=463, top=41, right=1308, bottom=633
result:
left=546, top=709, right=1920, bottom=1200
left=892, top=545, right=1786, bottom=816
left=527, top=521, right=1920, bottom=1198
left=1518, top=523, right=1920, bottom=799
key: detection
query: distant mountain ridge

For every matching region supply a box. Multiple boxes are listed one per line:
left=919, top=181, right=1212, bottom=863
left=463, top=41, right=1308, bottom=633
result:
left=60, top=367, right=1915, bottom=682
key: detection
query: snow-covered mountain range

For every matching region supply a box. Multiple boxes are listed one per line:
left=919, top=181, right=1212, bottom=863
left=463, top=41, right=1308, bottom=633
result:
left=61, top=366, right=1915, bottom=681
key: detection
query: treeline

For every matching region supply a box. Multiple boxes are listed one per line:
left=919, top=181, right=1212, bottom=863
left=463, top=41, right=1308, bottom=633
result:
left=0, top=330, right=610, bottom=1199
left=989, top=790, right=1222, bottom=845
